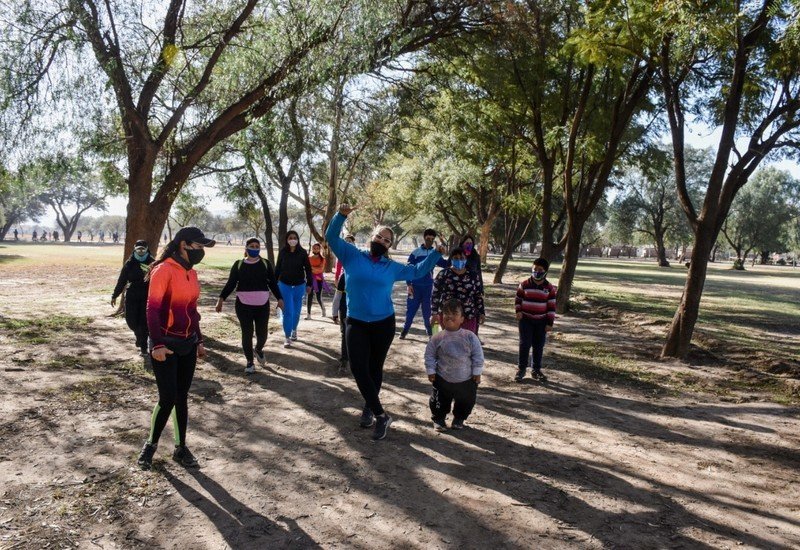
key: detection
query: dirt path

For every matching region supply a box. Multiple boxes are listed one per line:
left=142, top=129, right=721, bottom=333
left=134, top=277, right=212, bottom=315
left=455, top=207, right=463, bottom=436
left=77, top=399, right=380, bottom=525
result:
left=0, top=263, right=798, bottom=549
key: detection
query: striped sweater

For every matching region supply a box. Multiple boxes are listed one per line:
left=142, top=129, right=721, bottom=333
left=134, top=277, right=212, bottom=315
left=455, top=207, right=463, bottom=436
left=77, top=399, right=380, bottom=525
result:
left=515, top=277, right=557, bottom=325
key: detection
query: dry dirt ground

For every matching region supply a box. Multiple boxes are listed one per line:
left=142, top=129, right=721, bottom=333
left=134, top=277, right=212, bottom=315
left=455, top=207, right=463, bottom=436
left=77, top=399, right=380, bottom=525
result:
left=0, top=261, right=798, bottom=549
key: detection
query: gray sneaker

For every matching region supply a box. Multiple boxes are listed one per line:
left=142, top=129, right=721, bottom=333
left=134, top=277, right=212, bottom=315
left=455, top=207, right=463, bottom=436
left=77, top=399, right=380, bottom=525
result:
left=255, top=349, right=266, bottom=366
left=433, top=418, right=447, bottom=432
left=372, top=414, right=393, bottom=440
left=359, top=406, right=375, bottom=428
left=244, top=362, right=255, bottom=375
left=172, top=445, right=199, bottom=468
left=451, top=418, right=465, bottom=430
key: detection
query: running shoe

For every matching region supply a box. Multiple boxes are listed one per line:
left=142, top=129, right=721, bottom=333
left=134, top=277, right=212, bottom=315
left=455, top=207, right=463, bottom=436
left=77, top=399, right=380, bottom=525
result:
left=451, top=418, right=465, bottom=430
left=514, top=369, right=526, bottom=383
left=433, top=418, right=447, bottom=432
left=255, top=349, right=266, bottom=366
left=372, top=414, right=393, bottom=440
left=305, top=314, right=311, bottom=320
left=338, top=358, right=349, bottom=374
left=172, top=445, right=199, bottom=468
left=532, top=369, right=548, bottom=382
left=399, top=330, right=408, bottom=340
left=290, top=330, right=298, bottom=341
left=244, top=362, right=255, bottom=375
left=359, top=406, right=375, bottom=428
left=137, top=442, right=157, bottom=470
left=284, top=337, right=292, bottom=348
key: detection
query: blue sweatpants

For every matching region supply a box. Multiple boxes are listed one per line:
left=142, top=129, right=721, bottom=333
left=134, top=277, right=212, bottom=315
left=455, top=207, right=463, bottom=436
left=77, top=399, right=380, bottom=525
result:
left=402, top=283, right=433, bottom=335
left=278, top=281, right=306, bottom=338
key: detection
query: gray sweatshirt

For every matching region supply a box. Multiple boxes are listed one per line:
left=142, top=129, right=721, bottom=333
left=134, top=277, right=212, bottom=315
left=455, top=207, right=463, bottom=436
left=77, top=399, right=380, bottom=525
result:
left=424, top=328, right=484, bottom=383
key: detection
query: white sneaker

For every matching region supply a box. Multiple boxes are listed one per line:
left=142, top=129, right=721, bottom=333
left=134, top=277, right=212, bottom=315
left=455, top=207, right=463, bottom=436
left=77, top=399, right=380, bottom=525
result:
left=305, top=314, right=311, bottom=320
left=290, top=330, right=298, bottom=341
left=255, top=349, right=266, bottom=366
left=244, top=363, right=255, bottom=374
left=284, top=338, right=292, bottom=348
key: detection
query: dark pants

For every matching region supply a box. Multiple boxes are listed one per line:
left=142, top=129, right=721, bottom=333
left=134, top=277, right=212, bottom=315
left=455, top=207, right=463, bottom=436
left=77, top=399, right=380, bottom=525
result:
left=402, top=283, right=433, bottom=334
left=430, top=377, right=478, bottom=422
left=148, top=346, right=197, bottom=447
left=125, top=294, right=148, bottom=352
left=518, top=317, right=547, bottom=372
left=306, top=289, right=324, bottom=314
left=235, top=299, right=270, bottom=363
left=345, top=314, right=395, bottom=416
left=339, top=297, right=348, bottom=361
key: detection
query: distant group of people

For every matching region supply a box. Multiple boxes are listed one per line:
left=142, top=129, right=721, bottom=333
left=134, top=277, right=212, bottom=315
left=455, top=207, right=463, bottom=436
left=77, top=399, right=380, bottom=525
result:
left=110, top=206, right=557, bottom=470
left=11, top=228, right=120, bottom=243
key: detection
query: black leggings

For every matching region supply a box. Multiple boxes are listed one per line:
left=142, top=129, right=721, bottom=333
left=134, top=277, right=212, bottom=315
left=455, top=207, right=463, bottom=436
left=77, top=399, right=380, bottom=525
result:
left=148, top=347, right=197, bottom=447
left=339, top=298, right=348, bottom=361
left=345, top=314, right=395, bottom=416
left=306, top=289, right=324, bottom=314
left=125, top=295, right=148, bottom=351
left=235, top=299, right=270, bottom=363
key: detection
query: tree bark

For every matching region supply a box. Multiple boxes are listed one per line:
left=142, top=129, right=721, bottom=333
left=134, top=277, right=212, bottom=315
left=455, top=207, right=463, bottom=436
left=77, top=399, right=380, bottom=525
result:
left=555, top=219, right=584, bottom=314
left=654, top=228, right=670, bottom=267
left=661, top=228, right=714, bottom=358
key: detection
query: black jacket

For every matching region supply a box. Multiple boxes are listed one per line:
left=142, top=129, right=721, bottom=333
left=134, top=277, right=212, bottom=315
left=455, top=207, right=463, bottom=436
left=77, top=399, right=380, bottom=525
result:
left=112, top=254, right=155, bottom=300
left=219, top=258, right=282, bottom=301
left=275, top=247, right=313, bottom=287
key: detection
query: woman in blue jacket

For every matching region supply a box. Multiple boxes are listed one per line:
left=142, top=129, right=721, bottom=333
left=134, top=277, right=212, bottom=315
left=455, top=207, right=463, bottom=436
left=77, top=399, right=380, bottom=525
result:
left=326, top=204, right=446, bottom=440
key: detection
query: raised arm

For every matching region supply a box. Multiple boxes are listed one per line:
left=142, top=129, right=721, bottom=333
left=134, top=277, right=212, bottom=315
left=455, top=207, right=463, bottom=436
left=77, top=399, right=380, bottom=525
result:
left=393, top=245, right=445, bottom=282
left=325, top=210, right=359, bottom=268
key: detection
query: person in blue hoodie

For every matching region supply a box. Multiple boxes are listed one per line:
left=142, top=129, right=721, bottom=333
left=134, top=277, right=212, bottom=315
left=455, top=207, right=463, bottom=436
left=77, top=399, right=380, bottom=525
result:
left=326, top=204, right=446, bottom=441
left=399, top=229, right=449, bottom=340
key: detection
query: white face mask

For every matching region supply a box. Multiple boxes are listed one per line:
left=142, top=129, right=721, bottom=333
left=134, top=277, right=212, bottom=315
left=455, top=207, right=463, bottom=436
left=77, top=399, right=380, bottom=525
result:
left=287, top=239, right=299, bottom=246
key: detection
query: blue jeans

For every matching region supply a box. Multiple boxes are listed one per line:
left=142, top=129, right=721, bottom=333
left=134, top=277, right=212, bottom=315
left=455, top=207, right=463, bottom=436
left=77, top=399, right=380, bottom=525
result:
left=278, top=281, right=306, bottom=338
left=402, top=283, right=433, bottom=334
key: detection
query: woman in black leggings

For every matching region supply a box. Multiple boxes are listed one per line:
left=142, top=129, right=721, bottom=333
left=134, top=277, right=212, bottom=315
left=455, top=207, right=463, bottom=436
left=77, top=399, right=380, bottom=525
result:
left=215, top=238, right=284, bottom=374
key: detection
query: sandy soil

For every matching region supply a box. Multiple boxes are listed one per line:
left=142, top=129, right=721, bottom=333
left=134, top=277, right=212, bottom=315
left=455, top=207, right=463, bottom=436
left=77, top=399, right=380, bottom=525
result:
left=0, top=262, right=798, bottom=549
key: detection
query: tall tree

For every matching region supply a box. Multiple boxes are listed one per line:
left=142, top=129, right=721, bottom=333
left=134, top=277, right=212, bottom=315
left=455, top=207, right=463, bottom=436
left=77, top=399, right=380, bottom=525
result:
left=0, top=165, right=46, bottom=241
left=2, top=0, right=477, bottom=259
left=659, top=0, right=800, bottom=358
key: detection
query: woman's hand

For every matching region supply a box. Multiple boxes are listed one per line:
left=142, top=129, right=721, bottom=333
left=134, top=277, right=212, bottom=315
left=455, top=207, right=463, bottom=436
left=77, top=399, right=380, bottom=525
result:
left=339, top=204, right=357, bottom=216
left=435, top=244, right=446, bottom=255
left=197, top=343, right=207, bottom=359
left=428, top=374, right=436, bottom=383
left=151, top=347, right=173, bottom=362
left=515, top=312, right=523, bottom=320
left=277, top=299, right=285, bottom=311
left=215, top=298, right=223, bottom=312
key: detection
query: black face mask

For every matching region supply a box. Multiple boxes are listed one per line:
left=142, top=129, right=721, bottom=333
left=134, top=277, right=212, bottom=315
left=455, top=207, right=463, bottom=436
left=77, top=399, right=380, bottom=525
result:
left=370, top=241, right=388, bottom=257
left=187, top=248, right=205, bottom=266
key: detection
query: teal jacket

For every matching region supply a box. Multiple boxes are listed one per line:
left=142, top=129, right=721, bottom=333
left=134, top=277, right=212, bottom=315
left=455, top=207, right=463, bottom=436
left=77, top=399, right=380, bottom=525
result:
left=326, top=212, right=443, bottom=322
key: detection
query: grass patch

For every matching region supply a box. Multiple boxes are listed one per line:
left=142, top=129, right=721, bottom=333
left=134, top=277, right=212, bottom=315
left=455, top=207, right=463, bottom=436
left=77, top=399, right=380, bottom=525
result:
left=0, top=315, right=93, bottom=344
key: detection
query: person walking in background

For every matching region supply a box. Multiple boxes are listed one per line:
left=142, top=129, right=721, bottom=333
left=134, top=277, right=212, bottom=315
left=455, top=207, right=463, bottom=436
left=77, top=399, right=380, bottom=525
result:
left=400, top=229, right=449, bottom=340
left=305, top=242, right=327, bottom=319
left=216, top=238, right=284, bottom=374
left=514, top=257, right=557, bottom=383
left=326, top=204, right=445, bottom=441
left=32, top=230, right=37, bottom=242
left=13, top=228, right=18, bottom=240
left=52, top=230, right=59, bottom=242
left=331, top=235, right=356, bottom=373
left=425, top=299, right=484, bottom=431
left=112, top=239, right=156, bottom=357
left=431, top=247, right=485, bottom=334
left=77, top=230, right=82, bottom=242
left=137, top=227, right=215, bottom=471
left=275, top=230, right=313, bottom=348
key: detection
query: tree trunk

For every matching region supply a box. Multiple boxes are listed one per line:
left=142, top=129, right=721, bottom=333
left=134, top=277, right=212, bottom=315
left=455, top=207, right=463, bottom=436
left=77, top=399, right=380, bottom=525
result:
left=661, top=229, right=714, bottom=358
left=493, top=245, right=514, bottom=284
left=654, top=229, right=670, bottom=267
left=253, top=185, right=275, bottom=264
left=555, top=221, right=583, bottom=314
left=0, top=217, right=17, bottom=241
left=759, top=250, right=769, bottom=265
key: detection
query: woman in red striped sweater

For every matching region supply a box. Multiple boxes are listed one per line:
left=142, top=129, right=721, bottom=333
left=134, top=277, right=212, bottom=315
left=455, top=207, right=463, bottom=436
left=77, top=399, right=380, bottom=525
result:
left=514, top=257, right=556, bottom=382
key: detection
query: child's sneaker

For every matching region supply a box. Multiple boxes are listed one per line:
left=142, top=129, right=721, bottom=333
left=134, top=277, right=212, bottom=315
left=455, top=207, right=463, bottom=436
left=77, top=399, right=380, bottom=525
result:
left=533, top=369, right=548, bottom=382
left=244, top=362, right=255, bottom=375
left=451, top=418, right=465, bottom=430
left=432, top=418, right=447, bottom=432
left=514, top=369, right=526, bottom=382
left=372, top=414, right=393, bottom=440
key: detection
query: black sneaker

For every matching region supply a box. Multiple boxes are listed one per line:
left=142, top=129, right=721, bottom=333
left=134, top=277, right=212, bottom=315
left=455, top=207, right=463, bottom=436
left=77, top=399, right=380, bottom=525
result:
left=399, top=330, right=408, bottom=340
left=255, top=349, right=266, bottom=366
left=338, top=358, right=349, bottom=374
left=137, top=443, right=157, bottom=470
left=532, top=370, right=548, bottom=382
left=432, top=418, right=447, bottom=432
left=359, top=407, right=375, bottom=428
left=514, top=369, right=526, bottom=383
left=451, top=418, right=465, bottom=430
left=172, top=445, right=199, bottom=468
left=372, top=414, right=393, bottom=440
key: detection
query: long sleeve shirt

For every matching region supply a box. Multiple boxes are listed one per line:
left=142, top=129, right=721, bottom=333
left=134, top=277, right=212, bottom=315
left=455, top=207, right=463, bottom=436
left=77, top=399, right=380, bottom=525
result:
left=112, top=254, right=154, bottom=299
left=275, top=247, right=313, bottom=287
left=325, top=212, right=443, bottom=322
left=146, top=257, right=203, bottom=350
left=424, top=328, right=484, bottom=383
left=219, top=258, right=282, bottom=301
left=405, top=245, right=449, bottom=286
left=431, top=268, right=485, bottom=319
left=515, top=276, right=557, bottom=325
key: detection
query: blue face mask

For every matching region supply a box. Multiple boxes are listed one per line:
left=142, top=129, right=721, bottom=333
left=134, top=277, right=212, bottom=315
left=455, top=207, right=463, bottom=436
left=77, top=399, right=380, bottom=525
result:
left=134, top=251, right=148, bottom=262
left=452, top=259, right=467, bottom=270
left=533, top=269, right=547, bottom=280
left=246, top=248, right=260, bottom=258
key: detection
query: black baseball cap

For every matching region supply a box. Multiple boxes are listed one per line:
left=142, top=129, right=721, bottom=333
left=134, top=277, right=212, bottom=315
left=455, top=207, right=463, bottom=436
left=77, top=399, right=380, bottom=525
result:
left=174, top=227, right=216, bottom=247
